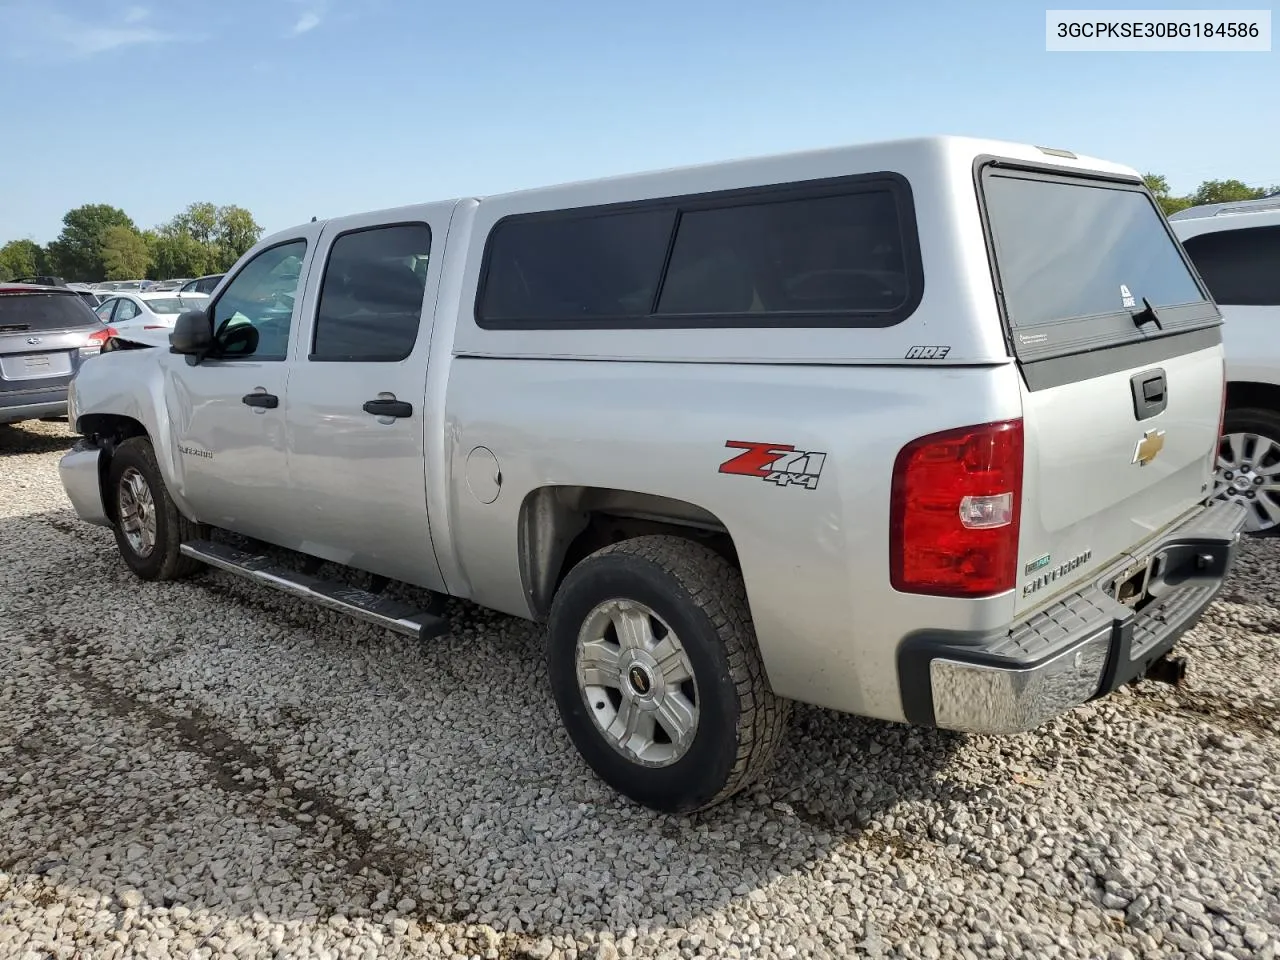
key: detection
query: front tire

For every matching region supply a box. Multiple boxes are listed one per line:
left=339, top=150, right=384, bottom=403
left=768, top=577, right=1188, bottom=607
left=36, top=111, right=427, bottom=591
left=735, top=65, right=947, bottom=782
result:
left=1215, top=406, right=1280, bottom=536
left=107, top=437, right=207, bottom=580
left=547, top=535, right=791, bottom=813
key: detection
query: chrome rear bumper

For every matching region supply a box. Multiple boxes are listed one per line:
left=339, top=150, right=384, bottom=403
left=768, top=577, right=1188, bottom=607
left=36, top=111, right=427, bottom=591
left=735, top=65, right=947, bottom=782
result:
left=898, top=499, right=1248, bottom=735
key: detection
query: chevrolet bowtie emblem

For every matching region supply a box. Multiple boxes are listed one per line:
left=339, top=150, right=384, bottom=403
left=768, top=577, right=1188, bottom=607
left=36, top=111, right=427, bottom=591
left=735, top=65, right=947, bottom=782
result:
left=1132, top=428, right=1166, bottom=466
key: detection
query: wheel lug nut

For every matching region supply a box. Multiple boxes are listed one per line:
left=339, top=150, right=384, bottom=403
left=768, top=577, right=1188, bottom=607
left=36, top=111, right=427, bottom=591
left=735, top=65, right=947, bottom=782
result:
left=1255, top=476, right=1265, bottom=485
left=1224, top=472, right=1234, bottom=480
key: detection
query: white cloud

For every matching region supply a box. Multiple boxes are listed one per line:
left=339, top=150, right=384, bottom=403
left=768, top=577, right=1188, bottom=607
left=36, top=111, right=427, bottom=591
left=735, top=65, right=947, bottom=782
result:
left=285, top=0, right=327, bottom=37
left=289, top=10, right=322, bottom=35
left=1, top=3, right=198, bottom=59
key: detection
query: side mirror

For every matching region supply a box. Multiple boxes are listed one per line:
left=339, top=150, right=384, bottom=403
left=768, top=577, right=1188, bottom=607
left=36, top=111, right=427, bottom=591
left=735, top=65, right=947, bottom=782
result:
left=169, top=308, right=214, bottom=357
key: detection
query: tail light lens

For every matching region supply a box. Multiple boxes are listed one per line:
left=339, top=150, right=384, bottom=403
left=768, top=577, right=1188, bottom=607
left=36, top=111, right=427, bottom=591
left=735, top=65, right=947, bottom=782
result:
left=890, top=419, right=1024, bottom=598
left=80, top=326, right=118, bottom=356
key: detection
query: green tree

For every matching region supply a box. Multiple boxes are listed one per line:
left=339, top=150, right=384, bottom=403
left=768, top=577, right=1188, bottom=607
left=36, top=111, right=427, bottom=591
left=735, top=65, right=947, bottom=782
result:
left=46, top=204, right=136, bottom=281
left=1143, top=173, right=1192, bottom=218
left=214, top=204, right=262, bottom=270
left=100, top=225, right=151, bottom=280
left=168, top=202, right=219, bottom=246
left=1188, top=179, right=1277, bottom=206
left=147, top=230, right=212, bottom=279
left=0, top=239, right=48, bottom=281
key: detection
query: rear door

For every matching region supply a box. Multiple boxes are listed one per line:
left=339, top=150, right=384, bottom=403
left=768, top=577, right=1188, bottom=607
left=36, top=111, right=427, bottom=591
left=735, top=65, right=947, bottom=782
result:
left=0, top=290, right=103, bottom=408
left=282, top=203, right=455, bottom=590
left=978, top=163, right=1224, bottom=614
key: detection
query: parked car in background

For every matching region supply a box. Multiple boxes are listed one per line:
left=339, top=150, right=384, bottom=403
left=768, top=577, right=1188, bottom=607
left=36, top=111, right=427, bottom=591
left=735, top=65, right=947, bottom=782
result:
left=1170, top=196, right=1280, bottom=534
left=149, top=279, right=190, bottom=292
left=1, top=284, right=115, bottom=424
left=94, top=292, right=210, bottom=342
left=8, top=276, right=103, bottom=309
left=179, top=274, right=224, bottom=296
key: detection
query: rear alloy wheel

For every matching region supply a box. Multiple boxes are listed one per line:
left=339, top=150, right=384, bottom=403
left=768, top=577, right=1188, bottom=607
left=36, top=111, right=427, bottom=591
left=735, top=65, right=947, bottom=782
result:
left=1214, top=407, right=1280, bottom=535
left=548, top=536, right=791, bottom=813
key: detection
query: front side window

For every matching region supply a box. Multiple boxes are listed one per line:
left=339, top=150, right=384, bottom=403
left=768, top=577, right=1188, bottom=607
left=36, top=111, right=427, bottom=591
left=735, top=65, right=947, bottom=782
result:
left=210, top=241, right=307, bottom=361
left=311, top=223, right=432, bottom=361
left=95, top=299, right=116, bottom=322
left=1181, top=225, right=1280, bottom=307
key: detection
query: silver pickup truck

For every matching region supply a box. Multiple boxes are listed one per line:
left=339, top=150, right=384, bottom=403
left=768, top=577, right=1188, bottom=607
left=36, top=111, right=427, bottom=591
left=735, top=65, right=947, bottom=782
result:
left=58, top=136, right=1244, bottom=813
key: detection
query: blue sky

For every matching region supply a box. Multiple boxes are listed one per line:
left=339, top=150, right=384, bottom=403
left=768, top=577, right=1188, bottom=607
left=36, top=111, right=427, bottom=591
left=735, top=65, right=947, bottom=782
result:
left=1, top=0, right=1276, bottom=245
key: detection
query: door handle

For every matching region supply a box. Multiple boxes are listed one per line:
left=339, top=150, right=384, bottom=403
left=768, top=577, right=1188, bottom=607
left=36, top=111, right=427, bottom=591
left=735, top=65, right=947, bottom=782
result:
left=242, top=393, right=279, bottom=409
left=363, top=398, right=413, bottom=418
left=1129, top=368, right=1167, bottom=421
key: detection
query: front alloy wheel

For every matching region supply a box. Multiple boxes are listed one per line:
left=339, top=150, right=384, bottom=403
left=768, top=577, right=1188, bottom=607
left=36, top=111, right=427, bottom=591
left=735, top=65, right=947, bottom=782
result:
left=117, top=465, right=158, bottom=557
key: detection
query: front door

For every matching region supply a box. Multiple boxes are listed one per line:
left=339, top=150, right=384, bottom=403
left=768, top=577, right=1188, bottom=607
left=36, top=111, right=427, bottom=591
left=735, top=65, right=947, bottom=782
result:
left=283, top=204, right=456, bottom=590
left=163, top=231, right=320, bottom=544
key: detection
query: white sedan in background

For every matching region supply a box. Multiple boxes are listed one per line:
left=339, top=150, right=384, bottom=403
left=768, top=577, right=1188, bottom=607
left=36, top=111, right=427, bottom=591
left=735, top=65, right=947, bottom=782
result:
left=94, top=292, right=209, bottom=346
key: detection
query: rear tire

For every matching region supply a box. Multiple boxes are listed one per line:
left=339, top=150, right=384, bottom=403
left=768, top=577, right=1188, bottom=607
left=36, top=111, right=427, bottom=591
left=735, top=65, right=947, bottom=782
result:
left=547, top=535, right=791, bottom=813
left=108, top=437, right=207, bottom=580
left=1216, top=406, right=1280, bottom=537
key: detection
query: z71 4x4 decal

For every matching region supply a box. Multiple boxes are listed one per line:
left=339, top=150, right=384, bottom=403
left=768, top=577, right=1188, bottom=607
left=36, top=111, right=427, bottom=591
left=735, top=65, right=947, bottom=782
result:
left=719, top=441, right=827, bottom=491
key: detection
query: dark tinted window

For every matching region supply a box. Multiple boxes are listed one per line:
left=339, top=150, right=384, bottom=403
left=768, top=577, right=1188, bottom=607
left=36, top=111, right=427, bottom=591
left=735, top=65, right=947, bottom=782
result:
left=984, top=175, right=1206, bottom=329
left=0, top=291, right=100, bottom=332
left=1181, top=225, right=1280, bottom=306
left=479, top=209, right=674, bottom=322
left=476, top=176, right=919, bottom=328
left=658, top=191, right=908, bottom=315
left=312, top=224, right=432, bottom=361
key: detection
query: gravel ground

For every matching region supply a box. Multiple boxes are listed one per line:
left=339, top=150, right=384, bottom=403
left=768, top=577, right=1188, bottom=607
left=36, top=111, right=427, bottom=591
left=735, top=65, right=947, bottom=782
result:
left=1, top=418, right=1278, bottom=960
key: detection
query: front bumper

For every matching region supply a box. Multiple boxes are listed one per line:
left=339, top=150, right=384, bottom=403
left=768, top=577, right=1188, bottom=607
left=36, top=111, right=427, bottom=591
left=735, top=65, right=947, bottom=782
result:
left=58, top=441, right=111, bottom=527
left=897, top=499, right=1248, bottom=734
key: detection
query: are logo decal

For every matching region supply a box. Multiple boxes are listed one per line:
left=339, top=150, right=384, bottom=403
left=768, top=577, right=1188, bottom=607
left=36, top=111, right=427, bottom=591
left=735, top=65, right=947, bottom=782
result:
left=719, top=441, right=827, bottom=491
left=905, top=345, right=951, bottom=360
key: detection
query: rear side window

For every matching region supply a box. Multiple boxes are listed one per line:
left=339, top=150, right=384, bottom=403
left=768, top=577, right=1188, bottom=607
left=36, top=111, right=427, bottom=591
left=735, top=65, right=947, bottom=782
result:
left=0, top=292, right=100, bottom=332
left=477, top=174, right=921, bottom=328
left=981, top=168, right=1216, bottom=361
left=1181, top=225, right=1280, bottom=306
left=311, top=223, right=432, bottom=361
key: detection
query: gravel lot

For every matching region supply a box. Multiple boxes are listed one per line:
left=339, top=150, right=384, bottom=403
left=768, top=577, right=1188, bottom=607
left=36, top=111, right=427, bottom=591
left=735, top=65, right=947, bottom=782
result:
left=1, top=419, right=1278, bottom=960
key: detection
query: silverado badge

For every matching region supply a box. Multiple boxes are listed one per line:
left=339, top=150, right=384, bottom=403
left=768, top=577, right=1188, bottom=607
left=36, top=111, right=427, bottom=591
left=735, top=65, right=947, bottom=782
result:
left=1132, top=429, right=1166, bottom=467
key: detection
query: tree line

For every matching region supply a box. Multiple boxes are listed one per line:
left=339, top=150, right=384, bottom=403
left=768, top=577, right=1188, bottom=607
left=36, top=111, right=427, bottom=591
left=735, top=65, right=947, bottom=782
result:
left=0, top=202, right=265, bottom=283
left=1142, top=175, right=1277, bottom=217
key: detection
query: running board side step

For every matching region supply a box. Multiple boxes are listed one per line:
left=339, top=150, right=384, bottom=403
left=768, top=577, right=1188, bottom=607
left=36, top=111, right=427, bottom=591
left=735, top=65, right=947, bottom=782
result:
left=179, top=539, right=451, bottom=641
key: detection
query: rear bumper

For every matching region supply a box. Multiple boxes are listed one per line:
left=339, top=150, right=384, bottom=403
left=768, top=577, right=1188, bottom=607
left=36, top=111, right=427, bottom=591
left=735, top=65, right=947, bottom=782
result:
left=897, top=498, right=1248, bottom=734
left=58, top=441, right=111, bottom=527
left=0, top=387, right=68, bottom=424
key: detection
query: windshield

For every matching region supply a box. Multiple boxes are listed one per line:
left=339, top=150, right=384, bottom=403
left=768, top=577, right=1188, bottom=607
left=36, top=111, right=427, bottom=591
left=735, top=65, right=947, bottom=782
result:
left=143, top=298, right=195, bottom=315
left=0, top=292, right=101, bottom=332
left=984, top=174, right=1208, bottom=330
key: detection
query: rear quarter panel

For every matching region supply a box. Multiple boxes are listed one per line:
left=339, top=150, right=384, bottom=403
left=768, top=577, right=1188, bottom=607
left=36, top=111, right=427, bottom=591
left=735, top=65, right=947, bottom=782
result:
left=443, top=358, right=1023, bottom=722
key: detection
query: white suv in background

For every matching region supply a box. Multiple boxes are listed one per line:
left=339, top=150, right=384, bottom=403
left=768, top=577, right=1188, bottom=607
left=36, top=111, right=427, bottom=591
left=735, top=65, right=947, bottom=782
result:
left=1170, top=196, right=1280, bottom=534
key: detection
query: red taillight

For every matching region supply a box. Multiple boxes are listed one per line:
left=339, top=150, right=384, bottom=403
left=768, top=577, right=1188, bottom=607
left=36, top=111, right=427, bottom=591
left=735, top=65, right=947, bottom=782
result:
left=890, top=419, right=1024, bottom=598
left=87, top=326, right=118, bottom=343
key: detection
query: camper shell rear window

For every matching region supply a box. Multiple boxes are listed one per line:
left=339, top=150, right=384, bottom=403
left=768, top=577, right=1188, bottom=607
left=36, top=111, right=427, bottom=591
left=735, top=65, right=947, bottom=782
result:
left=977, top=163, right=1219, bottom=366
